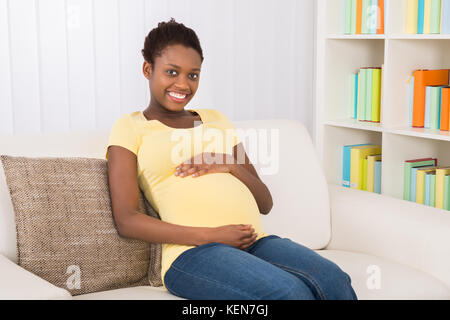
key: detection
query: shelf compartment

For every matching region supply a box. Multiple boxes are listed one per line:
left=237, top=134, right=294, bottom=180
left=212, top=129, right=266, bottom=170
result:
left=324, top=39, right=385, bottom=121
left=382, top=132, right=450, bottom=200
left=323, top=125, right=382, bottom=187
left=383, top=39, right=450, bottom=127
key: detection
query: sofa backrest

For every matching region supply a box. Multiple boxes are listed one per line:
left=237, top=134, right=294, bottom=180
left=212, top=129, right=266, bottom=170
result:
left=0, top=119, right=330, bottom=263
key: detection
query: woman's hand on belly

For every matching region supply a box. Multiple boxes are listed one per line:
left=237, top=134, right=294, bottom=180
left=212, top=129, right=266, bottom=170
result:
left=203, top=224, right=258, bottom=250
left=174, top=152, right=234, bottom=178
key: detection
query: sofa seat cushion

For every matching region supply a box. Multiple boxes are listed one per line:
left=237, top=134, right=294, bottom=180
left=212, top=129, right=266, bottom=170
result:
left=73, top=285, right=185, bottom=300
left=317, top=250, right=450, bottom=300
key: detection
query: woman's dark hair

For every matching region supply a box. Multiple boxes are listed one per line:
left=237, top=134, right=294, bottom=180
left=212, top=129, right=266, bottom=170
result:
left=141, top=18, right=204, bottom=69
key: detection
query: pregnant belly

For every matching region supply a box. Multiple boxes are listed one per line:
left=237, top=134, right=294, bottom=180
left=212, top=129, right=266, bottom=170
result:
left=156, top=173, right=265, bottom=232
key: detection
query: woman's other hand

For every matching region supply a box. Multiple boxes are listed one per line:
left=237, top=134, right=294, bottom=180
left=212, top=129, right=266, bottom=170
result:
left=206, top=224, right=258, bottom=250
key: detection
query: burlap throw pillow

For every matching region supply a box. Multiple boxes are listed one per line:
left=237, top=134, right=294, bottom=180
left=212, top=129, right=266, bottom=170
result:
left=0, top=155, right=162, bottom=296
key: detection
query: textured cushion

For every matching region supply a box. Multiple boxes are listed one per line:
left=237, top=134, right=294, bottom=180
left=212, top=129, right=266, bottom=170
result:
left=0, top=155, right=162, bottom=295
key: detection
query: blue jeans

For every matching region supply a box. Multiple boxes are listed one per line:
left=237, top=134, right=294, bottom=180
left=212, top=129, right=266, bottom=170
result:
left=164, top=235, right=358, bottom=300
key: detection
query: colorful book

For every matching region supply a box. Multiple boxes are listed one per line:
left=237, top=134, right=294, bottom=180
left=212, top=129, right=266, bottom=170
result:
left=412, top=69, right=449, bottom=128
left=371, top=68, right=381, bottom=122
left=436, top=167, right=450, bottom=208
left=429, top=86, right=442, bottom=129
left=354, top=73, right=359, bottom=118
left=403, top=158, right=438, bottom=201
left=416, top=167, right=438, bottom=203
left=362, top=0, right=369, bottom=34
left=418, top=0, right=425, bottom=34
left=429, top=172, right=436, bottom=206
left=425, top=171, right=431, bottom=205
left=377, top=0, right=384, bottom=34
left=406, top=0, right=419, bottom=33
left=368, top=0, right=378, bottom=34
left=345, top=0, right=353, bottom=34
left=425, top=86, right=432, bottom=128
left=356, top=0, right=363, bottom=34
left=359, top=68, right=368, bottom=120
left=423, top=0, right=432, bottom=34
left=409, top=75, right=415, bottom=127
left=430, top=0, right=442, bottom=33
left=411, top=166, right=435, bottom=201
left=444, top=174, right=450, bottom=210
left=362, top=157, right=368, bottom=190
left=350, top=145, right=382, bottom=189
left=367, top=154, right=382, bottom=192
left=440, top=87, right=450, bottom=131
left=342, top=143, right=371, bottom=188
left=443, top=0, right=450, bottom=34
left=365, top=68, right=373, bottom=121
left=350, top=74, right=357, bottom=118
left=374, top=160, right=382, bottom=194
left=351, top=0, right=358, bottom=34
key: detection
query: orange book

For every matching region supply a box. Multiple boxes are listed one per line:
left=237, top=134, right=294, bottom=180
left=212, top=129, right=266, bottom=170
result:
left=377, top=0, right=385, bottom=34
left=441, top=87, right=450, bottom=131
left=356, top=0, right=363, bottom=34
left=412, top=69, right=449, bottom=127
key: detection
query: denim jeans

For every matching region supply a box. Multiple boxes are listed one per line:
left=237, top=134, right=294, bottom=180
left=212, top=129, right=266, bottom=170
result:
left=164, top=235, right=358, bottom=300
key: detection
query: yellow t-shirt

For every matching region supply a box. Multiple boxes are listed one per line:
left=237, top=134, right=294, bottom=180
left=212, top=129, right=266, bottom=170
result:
left=105, top=108, right=268, bottom=287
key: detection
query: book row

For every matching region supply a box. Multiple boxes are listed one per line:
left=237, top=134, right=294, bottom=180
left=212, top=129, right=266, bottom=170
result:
left=342, top=144, right=382, bottom=194
left=404, top=158, right=450, bottom=210
left=350, top=67, right=382, bottom=122
left=344, top=0, right=385, bottom=34
left=406, top=0, right=450, bottom=34
left=408, top=69, right=450, bottom=129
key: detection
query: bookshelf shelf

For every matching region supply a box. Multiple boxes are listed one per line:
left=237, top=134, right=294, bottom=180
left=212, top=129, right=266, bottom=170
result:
left=315, top=0, right=450, bottom=202
left=324, top=118, right=383, bottom=132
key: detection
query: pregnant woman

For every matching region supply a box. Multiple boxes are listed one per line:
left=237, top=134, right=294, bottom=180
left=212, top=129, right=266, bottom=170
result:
left=105, top=18, right=357, bottom=300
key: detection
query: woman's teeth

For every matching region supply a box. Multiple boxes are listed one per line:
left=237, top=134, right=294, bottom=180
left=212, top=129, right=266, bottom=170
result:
left=169, top=92, right=187, bottom=99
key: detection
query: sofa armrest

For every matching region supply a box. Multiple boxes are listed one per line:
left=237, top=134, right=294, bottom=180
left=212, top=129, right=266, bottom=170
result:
left=327, top=184, right=450, bottom=288
left=0, top=254, right=72, bottom=300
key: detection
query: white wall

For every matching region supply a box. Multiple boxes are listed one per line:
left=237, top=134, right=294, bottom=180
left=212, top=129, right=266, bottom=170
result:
left=0, top=0, right=315, bottom=139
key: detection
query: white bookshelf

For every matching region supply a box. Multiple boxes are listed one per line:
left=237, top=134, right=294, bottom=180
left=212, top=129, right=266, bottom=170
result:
left=315, top=0, right=450, bottom=200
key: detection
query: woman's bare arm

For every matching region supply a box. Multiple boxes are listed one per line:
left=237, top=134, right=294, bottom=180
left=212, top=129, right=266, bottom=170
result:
left=107, top=145, right=209, bottom=246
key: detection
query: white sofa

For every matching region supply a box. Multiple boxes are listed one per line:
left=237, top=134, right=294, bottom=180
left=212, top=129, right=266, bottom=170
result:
left=1, top=119, right=450, bottom=300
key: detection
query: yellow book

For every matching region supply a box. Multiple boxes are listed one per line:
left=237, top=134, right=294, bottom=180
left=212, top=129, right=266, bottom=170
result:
left=416, top=167, right=438, bottom=204
left=350, top=145, right=382, bottom=190
left=367, top=154, right=382, bottom=192
left=423, top=0, right=432, bottom=34
left=362, top=158, right=368, bottom=191
left=436, top=167, right=450, bottom=208
left=406, top=0, right=419, bottom=33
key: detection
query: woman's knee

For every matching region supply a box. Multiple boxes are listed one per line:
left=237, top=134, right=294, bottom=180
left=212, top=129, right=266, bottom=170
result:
left=321, top=263, right=358, bottom=300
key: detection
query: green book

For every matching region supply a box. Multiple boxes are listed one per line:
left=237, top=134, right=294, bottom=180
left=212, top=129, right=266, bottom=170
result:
left=430, top=0, right=442, bottom=34
left=351, top=0, right=357, bottom=34
left=444, top=174, right=450, bottom=210
left=430, top=173, right=436, bottom=207
left=429, top=86, right=441, bottom=129
left=358, top=68, right=368, bottom=121
left=371, top=68, right=382, bottom=122
left=345, top=0, right=352, bottom=34
left=365, top=68, right=373, bottom=121
left=404, top=158, right=437, bottom=201
left=362, top=0, right=369, bottom=34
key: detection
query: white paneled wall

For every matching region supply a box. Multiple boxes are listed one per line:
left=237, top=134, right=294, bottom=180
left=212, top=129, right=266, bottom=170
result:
left=0, top=0, right=315, bottom=138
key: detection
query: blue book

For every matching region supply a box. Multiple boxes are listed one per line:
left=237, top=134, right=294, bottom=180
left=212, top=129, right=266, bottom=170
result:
left=342, top=143, right=371, bottom=188
left=443, top=0, right=450, bottom=34
left=409, top=76, right=415, bottom=127
left=425, top=86, right=432, bottom=128
left=369, top=0, right=379, bottom=34
left=418, top=0, right=425, bottom=34
left=425, top=173, right=431, bottom=205
left=374, top=160, right=382, bottom=194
